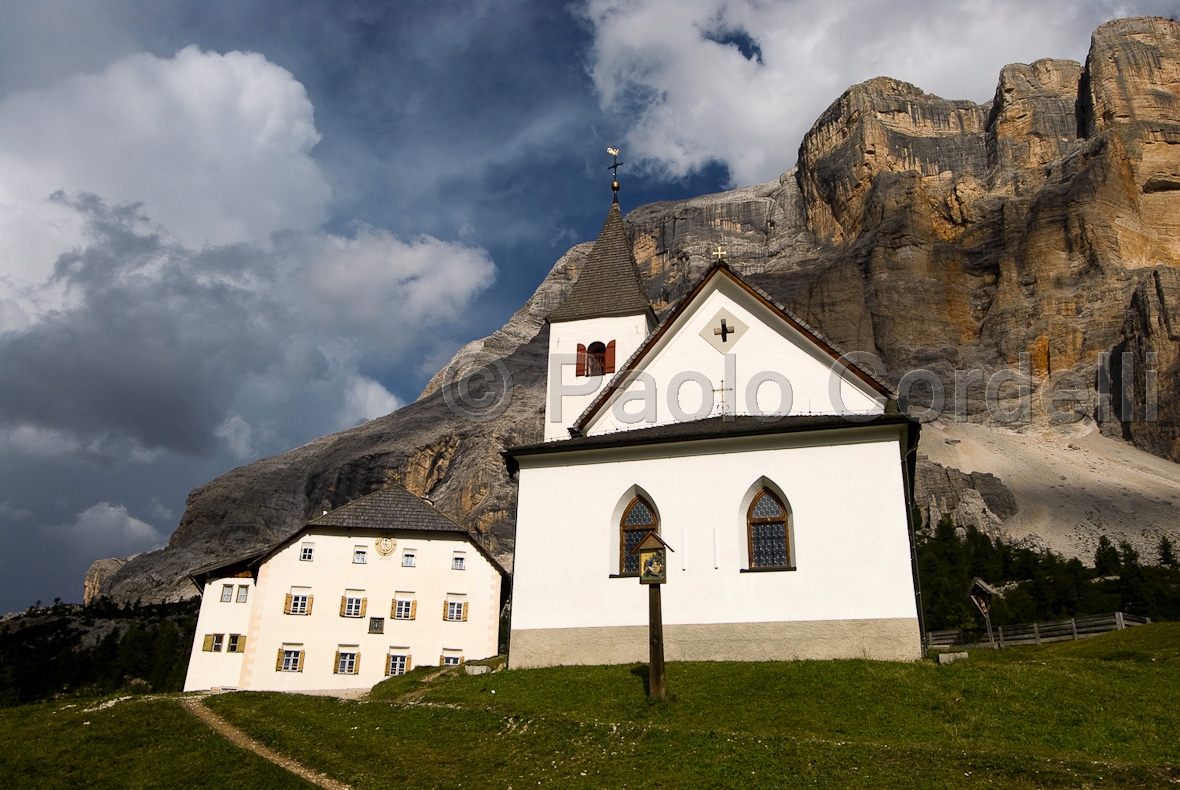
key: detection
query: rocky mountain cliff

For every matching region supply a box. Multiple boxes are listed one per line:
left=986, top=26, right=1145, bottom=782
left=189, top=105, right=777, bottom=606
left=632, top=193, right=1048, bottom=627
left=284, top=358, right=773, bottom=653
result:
left=88, top=17, right=1180, bottom=604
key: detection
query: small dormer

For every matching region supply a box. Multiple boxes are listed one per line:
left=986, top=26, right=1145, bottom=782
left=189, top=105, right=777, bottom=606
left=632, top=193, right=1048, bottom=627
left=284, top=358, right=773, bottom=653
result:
left=544, top=191, right=656, bottom=441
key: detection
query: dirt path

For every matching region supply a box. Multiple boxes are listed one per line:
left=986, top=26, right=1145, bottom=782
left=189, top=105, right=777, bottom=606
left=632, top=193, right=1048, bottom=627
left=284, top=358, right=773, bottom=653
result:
left=182, top=696, right=351, bottom=790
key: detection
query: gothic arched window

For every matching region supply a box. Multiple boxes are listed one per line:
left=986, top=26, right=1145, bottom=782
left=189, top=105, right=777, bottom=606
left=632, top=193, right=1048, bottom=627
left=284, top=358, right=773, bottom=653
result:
left=620, top=496, right=658, bottom=575
left=747, top=490, right=790, bottom=569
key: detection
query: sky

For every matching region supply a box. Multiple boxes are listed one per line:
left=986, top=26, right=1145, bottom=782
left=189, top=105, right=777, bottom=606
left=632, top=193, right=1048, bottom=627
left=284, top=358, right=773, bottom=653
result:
left=0, top=0, right=1174, bottom=614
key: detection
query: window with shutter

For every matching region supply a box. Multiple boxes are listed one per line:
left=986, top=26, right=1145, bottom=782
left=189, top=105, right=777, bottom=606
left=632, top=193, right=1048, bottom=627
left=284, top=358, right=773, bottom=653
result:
left=586, top=341, right=607, bottom=376
left=202, top=634, right=215, bottom=652
left=576, top=343, right=587, bottom=376
left=604, top=340, right=616, bottom=374
left=284, top=593, right=293, bottom=614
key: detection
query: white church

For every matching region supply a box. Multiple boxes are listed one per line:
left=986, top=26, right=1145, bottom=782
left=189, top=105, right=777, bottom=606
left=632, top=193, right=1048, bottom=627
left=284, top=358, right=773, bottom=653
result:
left=505, top=186, right=924, bottom=668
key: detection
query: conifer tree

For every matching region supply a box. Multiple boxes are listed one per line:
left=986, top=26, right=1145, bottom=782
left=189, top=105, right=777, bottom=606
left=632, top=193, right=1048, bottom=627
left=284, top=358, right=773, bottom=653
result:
left=1158, top=535, right=1178, bottom=568
left=1094, top=535, right=1120, bottom=575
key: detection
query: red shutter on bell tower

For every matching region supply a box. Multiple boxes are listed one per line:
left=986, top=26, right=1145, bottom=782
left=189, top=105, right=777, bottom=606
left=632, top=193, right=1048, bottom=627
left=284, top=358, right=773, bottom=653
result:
left=604, top=340, right=616, bottom=374
left=576, top=343, right=587, bottom=377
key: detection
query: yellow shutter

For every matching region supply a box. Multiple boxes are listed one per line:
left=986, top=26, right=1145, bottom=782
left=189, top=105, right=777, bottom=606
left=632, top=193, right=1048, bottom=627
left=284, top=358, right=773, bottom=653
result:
left=334, top=650, right=341, bottom=673
left=406, top=654, right=412, bottom=671
left=297, top=650, right=305, bottom=672
left=276, top=648, right=284, bottom=671
left=202, top=634, right=214, bottom=652
left=390, top=599, right=397, bottom=618
left=359, top=598, right=367, bottom=617
left=409, top=600, right=416, bottom=620
left=339, top=596, right=347, bottom=616
left=354, top=653, right=361, bottom=674
left=284, top=593, right=292, bottom=614
left=442, top=600, right=449, bottom=620
left=461, top=602, right=468, bottom=622
left=439, top=654, right=445, bottom=666
left=460, top=655, right=465, bottom=664
left=306, top=595, right=314, bottom=614
left=385, top=654, right=392, bottom=676
left=237, top=635, right=248, bottom=653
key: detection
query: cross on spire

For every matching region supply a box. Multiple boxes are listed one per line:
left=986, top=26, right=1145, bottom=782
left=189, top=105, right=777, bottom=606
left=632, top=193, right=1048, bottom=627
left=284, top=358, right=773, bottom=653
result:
left=607, top=147, right=624, bottom=203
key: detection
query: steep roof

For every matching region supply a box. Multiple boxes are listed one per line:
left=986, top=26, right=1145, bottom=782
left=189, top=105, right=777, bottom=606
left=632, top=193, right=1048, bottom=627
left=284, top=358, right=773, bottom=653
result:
left=189, top=484, right=508, bottom=585
left=307, top=484, right=467, bottom=533
left=547, top=202, right=654, bottom=323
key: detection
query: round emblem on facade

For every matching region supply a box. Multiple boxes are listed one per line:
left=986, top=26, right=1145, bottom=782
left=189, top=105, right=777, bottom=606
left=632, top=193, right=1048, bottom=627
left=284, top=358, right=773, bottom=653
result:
left=375, top=536, right=397, bottom=556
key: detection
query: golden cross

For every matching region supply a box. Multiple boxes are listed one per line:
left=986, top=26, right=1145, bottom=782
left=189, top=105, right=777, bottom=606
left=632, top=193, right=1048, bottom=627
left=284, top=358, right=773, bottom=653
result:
left=712, top=245, right=727, bottom=261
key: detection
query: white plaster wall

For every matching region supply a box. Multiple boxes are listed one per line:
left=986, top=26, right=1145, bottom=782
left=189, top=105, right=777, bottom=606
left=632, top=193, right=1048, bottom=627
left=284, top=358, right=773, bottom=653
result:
left=587, top=278, right=883, bottom=436
left=545, top=313, right=652, bottom=441
left=234, top=528, right=501, bottom=692
left=183, top=577, right=256, bottom=691
left=511, top=428, right=917, bottom=635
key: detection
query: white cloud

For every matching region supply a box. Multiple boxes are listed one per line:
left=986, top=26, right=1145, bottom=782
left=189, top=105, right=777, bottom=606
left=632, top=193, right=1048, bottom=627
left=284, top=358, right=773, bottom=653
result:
left=0, top=44, right=330, bottom=313
left=337, top=375, right=402, bottom=428
left=582, top=0, right=1174, bottom=186
left=41, top=502, right=165, bottom=560
left=295, top=226, right=497, bottom=357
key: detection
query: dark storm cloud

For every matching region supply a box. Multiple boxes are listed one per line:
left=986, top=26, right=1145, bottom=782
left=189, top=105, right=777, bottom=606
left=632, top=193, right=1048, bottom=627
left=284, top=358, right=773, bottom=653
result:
left=0, top=193, right=292, bottom=455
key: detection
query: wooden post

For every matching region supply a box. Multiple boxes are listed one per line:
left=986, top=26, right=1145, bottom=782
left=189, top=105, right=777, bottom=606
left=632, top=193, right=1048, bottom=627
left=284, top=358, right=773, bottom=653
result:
left=1033, top=622, right=1041, bottom=645
left=1070, top=618, right=1078, bottom=640
left=649, top=583, right=665, bottom=699
left=1115, top=611, right=1125, bottom=630
left=998, top=625, right=1005, bottom=649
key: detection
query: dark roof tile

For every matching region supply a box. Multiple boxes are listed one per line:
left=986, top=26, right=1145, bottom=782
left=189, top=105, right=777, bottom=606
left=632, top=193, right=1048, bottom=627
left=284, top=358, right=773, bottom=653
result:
left=548, top=202, right=653, bottom=322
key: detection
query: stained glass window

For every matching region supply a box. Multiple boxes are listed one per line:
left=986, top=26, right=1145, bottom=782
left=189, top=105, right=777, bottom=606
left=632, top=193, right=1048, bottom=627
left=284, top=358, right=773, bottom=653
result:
left=748, top=490, right=790, bottom=569
left=621, top=496, right=658, bottom=575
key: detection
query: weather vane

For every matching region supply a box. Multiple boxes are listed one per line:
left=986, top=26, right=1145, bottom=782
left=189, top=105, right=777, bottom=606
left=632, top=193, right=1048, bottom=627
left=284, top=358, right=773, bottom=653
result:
left=607, top=147, right=624, bottom=202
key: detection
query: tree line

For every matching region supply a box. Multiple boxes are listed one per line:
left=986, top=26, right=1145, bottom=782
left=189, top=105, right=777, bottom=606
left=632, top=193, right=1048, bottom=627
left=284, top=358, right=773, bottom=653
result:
left=0, top=598, right=198, bottom=707
left=917, top=514, right=1180, bottom=631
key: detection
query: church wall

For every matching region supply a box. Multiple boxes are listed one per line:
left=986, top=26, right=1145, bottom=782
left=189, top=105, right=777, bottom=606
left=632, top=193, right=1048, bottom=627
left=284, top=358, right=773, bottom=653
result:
left=509, top=427, right=920, bottom=666
left=586, top=278, right=883, bottom=436
left=545, top=313, right=652, bottom=441
left=189, top=528, right=500, bottom=693
left=183, top=576, right=255, bottom=691
left=510, top=619, right=922, bottom=668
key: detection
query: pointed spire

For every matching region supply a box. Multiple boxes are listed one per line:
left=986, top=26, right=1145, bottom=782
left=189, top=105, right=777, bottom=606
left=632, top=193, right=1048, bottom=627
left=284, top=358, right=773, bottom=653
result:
left=548, top=201, right=653, bottom=323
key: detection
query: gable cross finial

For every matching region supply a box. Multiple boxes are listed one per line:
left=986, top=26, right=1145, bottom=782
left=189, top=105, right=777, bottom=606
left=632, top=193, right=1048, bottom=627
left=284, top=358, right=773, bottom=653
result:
left=712, top=244, right=727, bottom=262
left=607, top=147, right=624, bottom=203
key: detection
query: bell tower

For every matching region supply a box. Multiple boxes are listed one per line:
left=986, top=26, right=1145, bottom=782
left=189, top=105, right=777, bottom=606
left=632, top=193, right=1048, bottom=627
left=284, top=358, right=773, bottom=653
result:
left=543, top=152, right=656, bottom=440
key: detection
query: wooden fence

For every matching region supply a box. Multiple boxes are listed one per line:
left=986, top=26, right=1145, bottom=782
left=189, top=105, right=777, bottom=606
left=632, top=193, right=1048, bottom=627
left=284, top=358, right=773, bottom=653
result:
left=927, top=612, right=1151, bottom=650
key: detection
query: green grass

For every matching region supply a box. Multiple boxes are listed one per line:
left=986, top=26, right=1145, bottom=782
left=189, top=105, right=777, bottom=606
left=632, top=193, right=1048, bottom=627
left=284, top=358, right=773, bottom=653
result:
left=4, top=625, right=1179, bottom=788
left=0, top=694, right=315, bottom=789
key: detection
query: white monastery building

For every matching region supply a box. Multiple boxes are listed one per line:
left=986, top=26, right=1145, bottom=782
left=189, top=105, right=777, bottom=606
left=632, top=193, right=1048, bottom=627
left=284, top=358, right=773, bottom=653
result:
left=184, top=485, right=505, bottom=692
left=505, top=189, right=923, bottom=668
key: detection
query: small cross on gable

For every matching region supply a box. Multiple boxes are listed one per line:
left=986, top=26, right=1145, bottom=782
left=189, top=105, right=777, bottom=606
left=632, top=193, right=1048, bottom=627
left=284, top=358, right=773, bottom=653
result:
left=714, top=319, right=735, bottom=342
left=712, top=245, right=727, bottom=262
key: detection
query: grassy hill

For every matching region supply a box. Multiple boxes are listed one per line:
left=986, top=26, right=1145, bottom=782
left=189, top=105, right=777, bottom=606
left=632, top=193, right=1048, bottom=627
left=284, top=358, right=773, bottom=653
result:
left=2, top=623, right=1178, bottom=788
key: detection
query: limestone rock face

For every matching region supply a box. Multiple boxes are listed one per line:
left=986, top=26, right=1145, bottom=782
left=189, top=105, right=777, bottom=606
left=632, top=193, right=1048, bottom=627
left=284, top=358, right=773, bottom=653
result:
left=90, top=17, right=1180, bottom=604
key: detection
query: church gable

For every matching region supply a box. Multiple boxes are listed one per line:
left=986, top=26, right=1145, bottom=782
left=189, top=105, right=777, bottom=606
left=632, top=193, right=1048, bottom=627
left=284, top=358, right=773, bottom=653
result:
left=579, top=266, right=888, bottom=436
